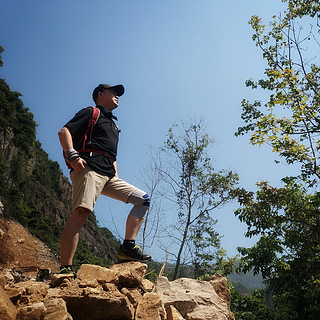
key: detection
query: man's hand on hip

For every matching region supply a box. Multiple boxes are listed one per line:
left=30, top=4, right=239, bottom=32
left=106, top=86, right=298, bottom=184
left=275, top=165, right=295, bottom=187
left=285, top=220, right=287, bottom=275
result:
left=70, top=157, right=87, bottom=171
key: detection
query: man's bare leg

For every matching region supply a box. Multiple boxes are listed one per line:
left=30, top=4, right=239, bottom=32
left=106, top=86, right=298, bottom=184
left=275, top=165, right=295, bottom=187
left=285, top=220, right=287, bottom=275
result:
left=60, top=207, right=91, bottom=266
left=125, top=214, right=143, bottom=240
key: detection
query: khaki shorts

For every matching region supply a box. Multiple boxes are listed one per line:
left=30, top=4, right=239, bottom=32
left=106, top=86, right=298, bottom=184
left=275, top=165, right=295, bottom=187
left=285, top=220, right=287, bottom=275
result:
left=70, top=166, right=137, bottom=212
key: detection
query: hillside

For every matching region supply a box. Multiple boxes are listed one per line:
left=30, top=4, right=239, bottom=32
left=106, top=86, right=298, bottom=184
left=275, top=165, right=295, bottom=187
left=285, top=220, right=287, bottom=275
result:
left=0, top=217, right=60, bottom=272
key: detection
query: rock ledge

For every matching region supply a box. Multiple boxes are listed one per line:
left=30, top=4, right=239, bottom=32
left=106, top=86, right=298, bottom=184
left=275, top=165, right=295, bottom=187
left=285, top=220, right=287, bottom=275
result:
left=0, top=262, right=234, bottom=320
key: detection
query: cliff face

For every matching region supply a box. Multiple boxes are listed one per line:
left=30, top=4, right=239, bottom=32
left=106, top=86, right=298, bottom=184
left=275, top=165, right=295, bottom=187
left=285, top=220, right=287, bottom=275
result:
left=0, top=78, right=117, bottom=267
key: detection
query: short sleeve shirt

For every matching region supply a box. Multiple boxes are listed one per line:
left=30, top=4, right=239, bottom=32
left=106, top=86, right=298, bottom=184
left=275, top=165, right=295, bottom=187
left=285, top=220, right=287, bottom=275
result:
left=64, top=105, right=120, bottom=177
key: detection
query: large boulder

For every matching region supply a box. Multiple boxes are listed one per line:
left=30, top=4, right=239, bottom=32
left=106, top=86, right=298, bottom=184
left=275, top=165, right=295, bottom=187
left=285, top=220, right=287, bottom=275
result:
left=109, top=261, right=147, bottom=288
left=155, top=276, right=235, bottom=320
left=166, top=305, right=185, bottom=320
left=203, top=273, right=231, bottom=309
left=77, top=263, right=118, bottom=284
left=0, top=285, right=17, bottom=320
left=62, top=290, right=135, bottom=320
left=42, top=298, right=72, bottom=320
left=135, top=292, right=166, bottom=320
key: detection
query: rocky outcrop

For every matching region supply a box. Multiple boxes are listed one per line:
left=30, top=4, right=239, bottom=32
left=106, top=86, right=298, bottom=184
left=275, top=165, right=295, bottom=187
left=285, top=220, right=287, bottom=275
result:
left=156, top=276, right=234, bottom=320
left=0, top=262, right=234, bottom=320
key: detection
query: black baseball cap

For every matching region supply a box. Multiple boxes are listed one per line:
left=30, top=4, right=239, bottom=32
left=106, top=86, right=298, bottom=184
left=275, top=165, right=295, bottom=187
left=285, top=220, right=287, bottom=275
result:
left=92, top=84, right=125, bottom=102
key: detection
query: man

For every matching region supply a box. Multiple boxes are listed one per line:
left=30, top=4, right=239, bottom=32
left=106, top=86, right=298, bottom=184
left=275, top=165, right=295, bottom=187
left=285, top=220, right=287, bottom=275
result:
left=58, top=83, right=151, bottom=274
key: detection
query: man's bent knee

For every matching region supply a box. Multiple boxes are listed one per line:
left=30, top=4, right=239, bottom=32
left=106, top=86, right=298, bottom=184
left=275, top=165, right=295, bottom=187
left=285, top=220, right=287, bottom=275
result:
left=127, top=190, right=150, bottom=219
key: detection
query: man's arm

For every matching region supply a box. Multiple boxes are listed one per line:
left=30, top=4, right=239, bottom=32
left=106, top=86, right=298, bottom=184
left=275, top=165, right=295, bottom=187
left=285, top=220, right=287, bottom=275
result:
left=58, top=127, right=87, bottom=171
left=58, top=126, right=74, bottom=151
left=113, top=161, right=118, bottom=178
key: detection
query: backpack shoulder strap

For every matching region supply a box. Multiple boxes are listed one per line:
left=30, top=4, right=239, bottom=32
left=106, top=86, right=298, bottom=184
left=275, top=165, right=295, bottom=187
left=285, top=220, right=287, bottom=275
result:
left=80, top=106, right=100, bottom=150
left=90, top=106, right=100, bottom=123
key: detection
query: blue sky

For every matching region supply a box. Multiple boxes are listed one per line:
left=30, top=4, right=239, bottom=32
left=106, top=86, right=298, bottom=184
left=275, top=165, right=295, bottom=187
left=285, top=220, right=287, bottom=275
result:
left=1, top=0, right=294, bottom=262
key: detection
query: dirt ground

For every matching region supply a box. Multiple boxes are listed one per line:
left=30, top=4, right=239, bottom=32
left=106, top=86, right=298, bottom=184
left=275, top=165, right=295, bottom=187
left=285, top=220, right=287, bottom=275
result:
left=0, top=218, right=60, bottom=276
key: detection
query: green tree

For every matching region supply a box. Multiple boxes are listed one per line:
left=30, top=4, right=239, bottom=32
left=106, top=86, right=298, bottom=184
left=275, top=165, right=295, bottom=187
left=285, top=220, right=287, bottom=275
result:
left=235, top=180, right=320, bottom=319
left=157, top=117, right=239, bottom=280
left=0, top=45, right=4, bottom=67
left=236, top=1, right=320, bottom=186
left=235, top=1, right=320, bottom=318
left=230, top=284, right=280, bottom=320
